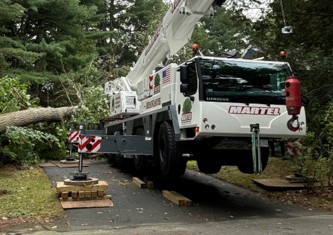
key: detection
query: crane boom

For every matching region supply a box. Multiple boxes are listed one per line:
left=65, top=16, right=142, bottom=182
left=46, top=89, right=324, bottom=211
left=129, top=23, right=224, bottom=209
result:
left=125, top=0, right=218, bottom=91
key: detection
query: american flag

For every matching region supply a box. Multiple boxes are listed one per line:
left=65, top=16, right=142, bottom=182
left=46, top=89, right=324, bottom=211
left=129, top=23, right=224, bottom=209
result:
left=162, top=68, right=171, bottom=84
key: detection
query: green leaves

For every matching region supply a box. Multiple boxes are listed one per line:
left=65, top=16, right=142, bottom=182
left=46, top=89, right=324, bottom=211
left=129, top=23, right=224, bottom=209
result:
left=0, top=76, right=38, bottom=113
left=297, top=102, right=333, bottom=187
left=69, top=85, right=109, bottom=125
left=2, top=125, right=65, bottom=166
left=194, top=7, right=251, bottom=55
left=0, top=0, right=24, bottom=23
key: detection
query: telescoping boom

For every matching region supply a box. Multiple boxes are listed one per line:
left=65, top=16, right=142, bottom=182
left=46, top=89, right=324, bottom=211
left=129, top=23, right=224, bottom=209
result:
left=111, top=0, right=223, bottom=92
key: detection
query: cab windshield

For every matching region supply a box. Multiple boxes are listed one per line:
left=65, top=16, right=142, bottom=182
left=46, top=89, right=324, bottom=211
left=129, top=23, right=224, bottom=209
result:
left=199, top=58, right=291, bottom=104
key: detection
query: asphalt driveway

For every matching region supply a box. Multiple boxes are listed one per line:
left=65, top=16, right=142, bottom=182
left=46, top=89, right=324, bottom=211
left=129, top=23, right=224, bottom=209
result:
left=5, top=159, right=333, bottom=234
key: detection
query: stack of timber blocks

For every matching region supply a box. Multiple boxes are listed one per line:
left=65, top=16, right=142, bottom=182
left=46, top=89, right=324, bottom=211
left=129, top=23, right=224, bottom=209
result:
left=56, top=181, right=111, bottom=201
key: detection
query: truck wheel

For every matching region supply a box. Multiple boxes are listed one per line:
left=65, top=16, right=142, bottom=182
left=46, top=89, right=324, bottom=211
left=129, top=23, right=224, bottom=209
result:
left=157, top=121, right=187, bottom=177
left=237, top=147, right=269, bottom=174
left=115, top=154, right=125, bottom=167
left=105, top=154, right=116, bottom=165
left=197, top=155, right=222, bottom=174
left=133, top=127, right=150, bottom=173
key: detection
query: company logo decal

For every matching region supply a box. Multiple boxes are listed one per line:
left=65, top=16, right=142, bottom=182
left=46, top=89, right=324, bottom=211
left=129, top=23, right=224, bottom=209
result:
left=181, top=98, right=192, bottom=123
left=181, top=112, right=192, bottom=122
left=146, top=97, right=161, bottom=109
left=228, top=106, right=280, bottom=115
left=154, top=73, right=160, bottom=94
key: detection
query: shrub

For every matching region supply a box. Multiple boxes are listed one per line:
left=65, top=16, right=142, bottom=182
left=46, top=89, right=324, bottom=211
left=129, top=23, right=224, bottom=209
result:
left=1, top=126, right=66, bottom=166
left=296, top=102, right=333, bottom=189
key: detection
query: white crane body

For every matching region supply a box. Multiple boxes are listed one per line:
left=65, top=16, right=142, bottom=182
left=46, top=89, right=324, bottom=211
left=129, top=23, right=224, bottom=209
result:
left=83, top=0, right=306, bottom=177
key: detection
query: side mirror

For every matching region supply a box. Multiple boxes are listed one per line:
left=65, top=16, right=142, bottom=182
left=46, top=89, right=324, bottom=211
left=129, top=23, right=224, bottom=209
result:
left=179, top=65, right=189, bottom=84
left=180, top=84, right=189, bottom=93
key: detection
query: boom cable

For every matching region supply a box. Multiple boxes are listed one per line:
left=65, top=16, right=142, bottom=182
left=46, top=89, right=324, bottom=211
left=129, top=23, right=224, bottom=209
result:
left=279, top=0, right=287, bottom=26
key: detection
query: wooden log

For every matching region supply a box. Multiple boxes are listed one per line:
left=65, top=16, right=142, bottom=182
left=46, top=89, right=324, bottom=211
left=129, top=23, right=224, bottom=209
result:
left=0, top=106, right=77, bottom=132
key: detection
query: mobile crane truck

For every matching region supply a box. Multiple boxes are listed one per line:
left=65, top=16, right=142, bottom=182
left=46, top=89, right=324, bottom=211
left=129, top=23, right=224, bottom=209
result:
left=77, top=0, right=306, bottom=178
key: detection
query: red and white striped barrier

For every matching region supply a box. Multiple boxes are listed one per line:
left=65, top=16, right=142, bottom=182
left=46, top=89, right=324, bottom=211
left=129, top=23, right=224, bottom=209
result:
left=78, top=135, right=101, bottom=153
left=68, top=131, right=80, bottom=144
left=286, top=141, right=303, bottom=157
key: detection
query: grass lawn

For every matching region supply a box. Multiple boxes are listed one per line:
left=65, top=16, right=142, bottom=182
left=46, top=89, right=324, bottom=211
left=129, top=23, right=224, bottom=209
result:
left=187, top=157, right=333, bottom=210
left=0, top=165, right=63, bottom=221
left=188, top=157, right=295, bottom=193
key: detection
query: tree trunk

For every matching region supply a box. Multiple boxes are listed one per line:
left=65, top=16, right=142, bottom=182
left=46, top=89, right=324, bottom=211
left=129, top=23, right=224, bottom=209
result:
left=0, top=106, right=77, bottom=132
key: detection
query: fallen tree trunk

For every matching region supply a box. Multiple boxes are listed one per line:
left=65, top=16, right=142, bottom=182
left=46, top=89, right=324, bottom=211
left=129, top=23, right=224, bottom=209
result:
left=0, top=106, right=77, bottom=132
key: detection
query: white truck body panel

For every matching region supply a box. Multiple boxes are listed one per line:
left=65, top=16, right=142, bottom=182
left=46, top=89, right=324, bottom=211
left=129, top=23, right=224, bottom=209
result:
left=180, top=101, right=306, bottom=139
left=133, top=57, right=306, bottom=140
left=109, top=91, right=140, bottom=118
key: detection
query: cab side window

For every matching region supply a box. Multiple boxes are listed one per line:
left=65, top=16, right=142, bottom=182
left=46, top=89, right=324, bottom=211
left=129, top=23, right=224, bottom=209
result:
left=185, top=62, right=198, bottom=96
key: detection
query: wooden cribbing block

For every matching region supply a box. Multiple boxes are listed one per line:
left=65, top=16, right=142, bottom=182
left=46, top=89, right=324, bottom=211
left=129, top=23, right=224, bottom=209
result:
left=143, top=177, right=154, bottom=189
left=84, top=191, right=92, bottom=198
left=146, top=181, right=154, bottom=189
left=132, top=177, right=146, bottom=188
left=71, top=191, right=78, bottom=199
left=56, top=181, right=108, bottom=193
left=97, top=190, right=104, bottom=197
left=61, top=192, right=69, bottom=200
left=103, top=194, right=112, bottom=200
left=91, top=191, right=97, bottom=198
left=162, top=190, right=192, bottom=207
left=79, top=191, right=85, bottom=199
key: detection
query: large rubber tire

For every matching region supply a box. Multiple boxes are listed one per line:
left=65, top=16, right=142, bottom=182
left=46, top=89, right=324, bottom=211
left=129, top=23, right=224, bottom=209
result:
left=105, top=154, right=115, bottom=165
left=133, top=127, right=150, bottom=173
left=237, top=147, right=269, bottom=174
left=196, top=152, right=222, bottom=174
left=157, top=121, right=187, bottom=177
left=115, top=154, right=125, bottom=167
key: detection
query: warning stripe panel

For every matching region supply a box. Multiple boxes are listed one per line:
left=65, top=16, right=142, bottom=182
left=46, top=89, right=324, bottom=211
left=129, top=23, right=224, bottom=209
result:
left=78, top=135, right=101, bottom=153
left=68, top=131, right=80, bottom=143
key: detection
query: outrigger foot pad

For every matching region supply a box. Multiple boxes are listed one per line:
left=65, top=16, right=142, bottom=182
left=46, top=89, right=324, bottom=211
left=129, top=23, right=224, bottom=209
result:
left=64, top=177, right=99, bottom=185
left=60, top=159, right=79, bottom=164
